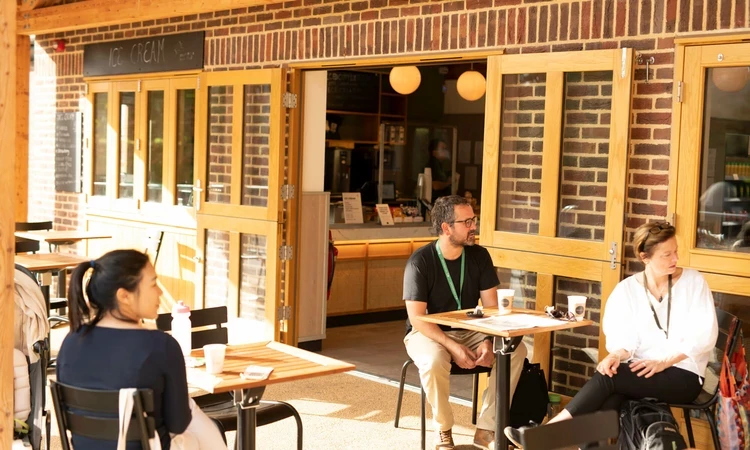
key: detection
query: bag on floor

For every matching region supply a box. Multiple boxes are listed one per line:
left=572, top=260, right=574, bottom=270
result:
left=509, top=358, right=548, bottom=427
left=618, top=399, right=687, bottom=450
left=717, top=327, right=750, bottom=450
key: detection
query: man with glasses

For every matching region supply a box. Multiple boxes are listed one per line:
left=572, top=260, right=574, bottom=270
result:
left=403, top=195, right=527, bottom=450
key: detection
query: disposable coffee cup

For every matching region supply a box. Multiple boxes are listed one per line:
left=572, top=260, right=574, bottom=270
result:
left=568, top=295, right=587, bottom=321
left=497, top=289, right=515, bottom=313
left=204, top=344, right=227, bottom=375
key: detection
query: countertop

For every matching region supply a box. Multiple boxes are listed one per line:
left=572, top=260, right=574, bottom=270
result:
left=330, top=222, right=433, bottom=242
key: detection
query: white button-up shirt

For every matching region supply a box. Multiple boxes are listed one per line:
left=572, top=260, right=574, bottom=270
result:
left=603, top=268, right=718, bottom=378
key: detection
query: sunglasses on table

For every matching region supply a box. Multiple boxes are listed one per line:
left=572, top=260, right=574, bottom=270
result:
left=544, top=306, right=577, bottom=322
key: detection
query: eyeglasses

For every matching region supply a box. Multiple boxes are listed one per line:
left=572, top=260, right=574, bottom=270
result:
left=649, top=222, right=674, bottom=234
left=544, top=306, right=577, bottom=322
left=452, top=216, right=478, bottom=228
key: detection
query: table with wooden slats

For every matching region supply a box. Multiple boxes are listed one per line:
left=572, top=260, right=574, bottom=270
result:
left=15, top=230, right=112, bottom=247
left=188, top=341, right=355, bottom=450
left=15, top=253, right=89, bottom=272
left=416, top=307, right=593, bottom=450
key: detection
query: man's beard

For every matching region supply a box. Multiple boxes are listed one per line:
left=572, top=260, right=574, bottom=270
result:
left=450, top=232, right=476, bottom=247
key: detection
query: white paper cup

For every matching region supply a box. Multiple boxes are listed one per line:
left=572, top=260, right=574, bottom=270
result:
left=497, top=289, right=515, bottom=313
left=568, top=295, right=587, bottom=321
left=203, top=344, right=227, bottom=374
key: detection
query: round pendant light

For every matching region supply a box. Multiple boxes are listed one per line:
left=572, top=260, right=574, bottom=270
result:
left=456, top=70, right=487, bottom=101
left=712, top=67, right=750, bottom=93
left=389, top=66, right=421, bottom=95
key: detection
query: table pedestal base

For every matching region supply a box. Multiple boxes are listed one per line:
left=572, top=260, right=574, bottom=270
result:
left=234, top=386, right=266, bottom=450
left=493, top=336, right=523, bottom=450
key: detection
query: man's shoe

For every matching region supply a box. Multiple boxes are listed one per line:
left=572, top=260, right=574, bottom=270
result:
left=434, top=428, right=455, bottom=449
left=472, top=428, right=495, bottom=449
left=503, top=421, right=540, bottom=449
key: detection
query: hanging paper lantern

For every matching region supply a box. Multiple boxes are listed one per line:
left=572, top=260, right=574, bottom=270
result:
left=389, top=66, right=421, bottom=95
left=456, top=70, right=487, bottom=101
left=712, top=67, right=750, bottom=93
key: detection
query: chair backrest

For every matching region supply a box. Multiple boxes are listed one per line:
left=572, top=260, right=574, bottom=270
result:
left=701, top=308, right=742, bottom=400
left=143, top=229, right=164, bottom=266
left=155, top=306, right=229, bottom=348
left=521, top=410, right=619, bottom=450
left=50, top=380, right=156, bottom=450
left=16, top=221, right=53, bottom=232
left=15, top=238, right=40, bottom=254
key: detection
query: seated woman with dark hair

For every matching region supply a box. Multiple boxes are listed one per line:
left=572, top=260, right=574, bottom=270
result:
left=56, top=249, right=226, bottom=450
left=504, top=221, right=719, bottom=448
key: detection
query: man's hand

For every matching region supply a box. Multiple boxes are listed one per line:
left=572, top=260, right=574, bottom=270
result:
left=596, top=353, right=621, bottom=377
left=474, top=339, right=494, bottom=368
left=448, top=343, right=477, bottom=369
left=629, top=359, right=669, bottom=378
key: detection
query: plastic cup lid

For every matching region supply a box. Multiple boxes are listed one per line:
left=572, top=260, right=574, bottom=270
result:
left=172, top=301, right=190, bottom=314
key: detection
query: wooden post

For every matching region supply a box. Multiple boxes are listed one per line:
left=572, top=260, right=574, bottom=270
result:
left=16, top=35, right=29, bottom=223
left=0, top=0, right=18, bottom=448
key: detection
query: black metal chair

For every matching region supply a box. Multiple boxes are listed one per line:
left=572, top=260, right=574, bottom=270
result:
left=15, top=238, right=40, bottom=254
left=144, top=229, right=164, bottom=266
left=394, top=358, right=492, bottom=450
left=50, top=380, right=156, bottom=450
left=156, top=306, right=303, bottom=450
left=520, top=410, right=619, bottom=450
left=668, top=307, right=741, bottom=450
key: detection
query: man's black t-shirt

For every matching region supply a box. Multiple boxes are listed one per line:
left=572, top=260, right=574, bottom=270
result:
left=403, top=240, right=499, bottom=333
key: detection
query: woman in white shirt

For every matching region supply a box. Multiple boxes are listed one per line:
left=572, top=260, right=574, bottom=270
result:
left=504, top=221, right=718, bottom=448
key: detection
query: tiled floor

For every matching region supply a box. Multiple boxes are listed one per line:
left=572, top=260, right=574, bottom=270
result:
left=319, top=320, right=476, bottom=401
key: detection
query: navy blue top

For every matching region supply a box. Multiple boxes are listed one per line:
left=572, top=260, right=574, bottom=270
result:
left=56, top=326, right=192, bottom=449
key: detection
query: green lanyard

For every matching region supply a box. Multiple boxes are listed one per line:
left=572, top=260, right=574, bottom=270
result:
left=435, top=242, right=465, bottom=310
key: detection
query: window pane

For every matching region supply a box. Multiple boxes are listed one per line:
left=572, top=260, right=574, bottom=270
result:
left=714, top=292, right=750, bottom=368
left=176, top=89, right=196, bottom=207
left=550, top=277, right=601, bottom=397
left=239, top=233, right=267, bottom=321
left=496, top=267, right=538, bottom=353
left=204, top=230, right=230, bottom=308
left=207, top=86, right=233, bottom=204
left=697, top=67, right=750, bottom=252
left=118, top=92, right=136, bottom=199
left=496, top=73, right=546, bottom=234
left=146, top=91, right=165, bottom=203
left=93, top=92, right=108, bottom=196
left=557, top=71, right=613, bottom=241
left=241, top=84, right=271, bottom=207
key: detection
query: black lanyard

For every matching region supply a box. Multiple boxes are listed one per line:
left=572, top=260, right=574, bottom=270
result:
left=435, top=242, right=464, bottom=310
left=642, top=272, right=672, bottom=339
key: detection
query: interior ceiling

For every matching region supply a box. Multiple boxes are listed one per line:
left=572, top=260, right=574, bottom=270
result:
left=355, top=61, right=488, bottom=80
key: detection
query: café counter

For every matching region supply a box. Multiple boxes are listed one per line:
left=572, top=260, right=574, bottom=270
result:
left=328, top=222, right=434, bottom=316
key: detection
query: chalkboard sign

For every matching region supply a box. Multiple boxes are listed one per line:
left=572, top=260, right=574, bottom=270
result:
left=327, top=71, right=380, bottom=113
left=55, top=112, right=82, bottom=193
left=83, top=31, right=204, bottom=77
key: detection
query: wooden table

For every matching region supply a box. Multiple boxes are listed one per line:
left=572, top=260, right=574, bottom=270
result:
left=417, top=307, right=594, bottom=450
left=15, top=230, right=112, bottom=247
left=187, top=341, right=355, bottom=450
left=15, top=253, right=89, bottom=273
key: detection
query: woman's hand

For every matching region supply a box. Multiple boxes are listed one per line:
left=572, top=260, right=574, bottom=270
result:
left=629, top=359, right=669, bottom=378
left=597, top=353, right=621, bottom=377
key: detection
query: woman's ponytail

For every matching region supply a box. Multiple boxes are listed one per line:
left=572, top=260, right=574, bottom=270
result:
left=67, top=261, right=92, bottom=333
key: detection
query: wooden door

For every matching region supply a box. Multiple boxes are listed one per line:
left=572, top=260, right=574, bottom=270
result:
left=481, top=49, right=634, bottom=373
left=193, top=69, right=286, bottom=342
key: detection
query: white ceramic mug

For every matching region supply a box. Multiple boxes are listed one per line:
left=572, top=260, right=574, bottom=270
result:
left=567, top=295, right=587, bottom=321
left=203, top=344, right=227, bottom=375
left=497, top=289, right=515, bottom=313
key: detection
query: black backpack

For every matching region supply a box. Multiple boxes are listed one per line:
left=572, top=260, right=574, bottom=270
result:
left=509, top=358, right=549, bottom=427
left=618, top=399, right=688, bottom=450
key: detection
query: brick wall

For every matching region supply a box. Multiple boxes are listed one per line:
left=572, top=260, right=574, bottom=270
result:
left=204, top=229, right=231, bottom=308
left=207, top=85, right=234, bottom=204
left=241, top=84, right=271, bottom=207
left=496, top=73, right=545, bottom=234
left=28, top=0, right=750, bottom=393
left=239, top=233, right=268, bottom=320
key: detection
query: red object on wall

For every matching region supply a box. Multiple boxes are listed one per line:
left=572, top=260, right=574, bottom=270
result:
left=52, top=39, right=66, bottom=52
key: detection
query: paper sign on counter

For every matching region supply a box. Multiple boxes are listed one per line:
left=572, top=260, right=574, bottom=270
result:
left=342, top=193, right=364, bottom=224
left=375, top=204, right=395, bottom=226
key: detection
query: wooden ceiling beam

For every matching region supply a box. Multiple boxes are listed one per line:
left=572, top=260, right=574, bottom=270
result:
left=17, top=0, right=277, bottom=35
left=18, top=0, right=59, bottom=13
